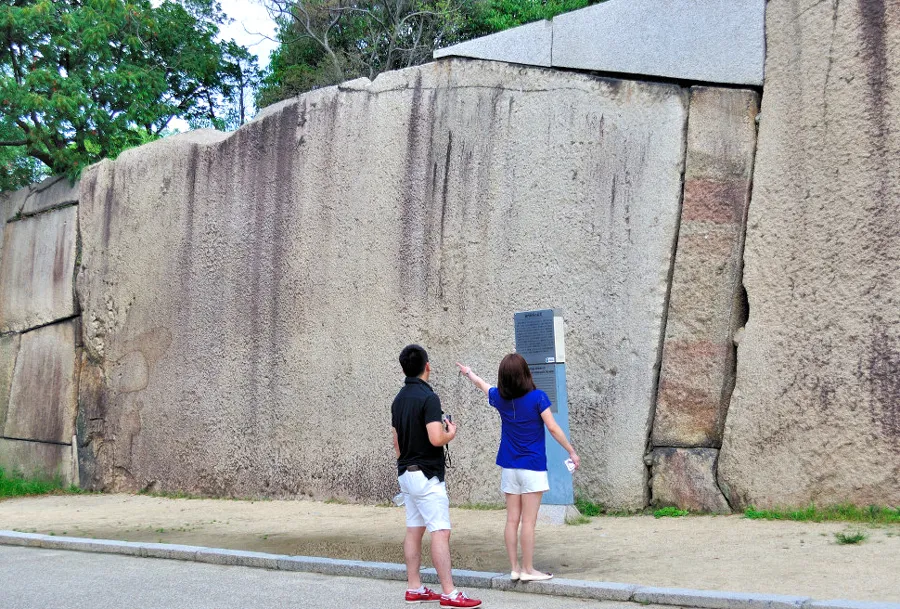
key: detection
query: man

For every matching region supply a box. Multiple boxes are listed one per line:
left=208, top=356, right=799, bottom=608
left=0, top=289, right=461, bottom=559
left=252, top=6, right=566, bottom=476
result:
left=392, top=345, right=482, bottom=608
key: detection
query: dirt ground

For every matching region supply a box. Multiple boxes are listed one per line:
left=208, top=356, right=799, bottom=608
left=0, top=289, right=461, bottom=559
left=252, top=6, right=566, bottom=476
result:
left=1, top=494, right=898, bottom=602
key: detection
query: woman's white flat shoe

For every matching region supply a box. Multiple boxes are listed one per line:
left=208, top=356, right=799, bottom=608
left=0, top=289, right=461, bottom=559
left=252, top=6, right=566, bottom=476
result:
left=510, top=571, right=519, bottom=581
left=519, top=572, right=553, bottom=582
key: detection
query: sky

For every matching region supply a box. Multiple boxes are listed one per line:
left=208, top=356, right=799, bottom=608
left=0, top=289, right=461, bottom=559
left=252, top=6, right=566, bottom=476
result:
left=216, top=0, right=280, bottom=69
left=149, top=0, right=280, bottom=68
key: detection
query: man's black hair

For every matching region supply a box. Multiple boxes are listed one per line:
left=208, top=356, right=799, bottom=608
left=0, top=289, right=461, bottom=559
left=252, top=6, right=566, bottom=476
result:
left=399, top=344, right=429, bottom=378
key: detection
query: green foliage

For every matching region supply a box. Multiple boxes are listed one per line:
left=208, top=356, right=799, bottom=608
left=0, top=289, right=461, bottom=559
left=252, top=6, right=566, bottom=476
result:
left=653, top=506, right=689, bottom=518
left=834, top=530, right=868, bottom=545
left=258, top=0, right=603, bottom=106
left=575, top=496, right=602, bottom=517
left=0, top=0, right=259, bottom=188
left=0, top=467, right=73, bottom=499
left=471, top=0, right=598, bottom=33
left=566, top=514, right=592, bottom=525
left=744, top=504, right=900, bottom=525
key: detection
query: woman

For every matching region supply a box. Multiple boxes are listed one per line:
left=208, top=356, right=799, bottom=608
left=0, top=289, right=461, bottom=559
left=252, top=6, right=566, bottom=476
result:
left=456, top=354, right=580, bottom=582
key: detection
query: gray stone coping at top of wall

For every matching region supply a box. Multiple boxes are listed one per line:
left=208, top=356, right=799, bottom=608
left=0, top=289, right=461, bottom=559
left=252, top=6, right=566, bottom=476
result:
left=3, top=175, right=78, bottom=222
left=1, top=532, right=897, bottom=609
left=433, top=0, right=766, bottom=86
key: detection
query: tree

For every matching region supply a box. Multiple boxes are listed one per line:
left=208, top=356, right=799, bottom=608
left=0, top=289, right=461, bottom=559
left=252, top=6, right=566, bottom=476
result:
left=258, top=0, right=601, bottom=107
left=0, top=0, right=258, bottom=188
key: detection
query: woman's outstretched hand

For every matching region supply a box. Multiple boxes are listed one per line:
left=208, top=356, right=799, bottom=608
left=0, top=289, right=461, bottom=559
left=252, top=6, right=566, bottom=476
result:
left=455, top=362, right=491, bottom=395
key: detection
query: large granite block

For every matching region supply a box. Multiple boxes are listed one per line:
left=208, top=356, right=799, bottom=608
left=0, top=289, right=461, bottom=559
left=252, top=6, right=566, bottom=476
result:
left=76, top=60, right=688, bottom=509
left=650, top=447, right=730, bottom=514
left=4, top=320, right=79, bottom=444
left=0, top=334, right=20, bottom=433
left=0, top=437, right=73, bottom=484
left=0, top=206, right=78, bottom=333
left=652, top=88, right=759, bottom=448
left=719, top=1, right=900, bottom=508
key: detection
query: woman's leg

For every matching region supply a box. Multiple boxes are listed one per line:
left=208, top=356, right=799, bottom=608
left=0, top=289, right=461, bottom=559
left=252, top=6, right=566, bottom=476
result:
left=520, top=491, right=547, bottom=575
left=504, top=493, right=522, bottom=573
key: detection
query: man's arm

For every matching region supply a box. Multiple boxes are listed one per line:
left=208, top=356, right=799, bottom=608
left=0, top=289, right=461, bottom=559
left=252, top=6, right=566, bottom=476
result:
left=392, top=427, right=400, bottom=459
left=426, top=420, right=457, bottom=447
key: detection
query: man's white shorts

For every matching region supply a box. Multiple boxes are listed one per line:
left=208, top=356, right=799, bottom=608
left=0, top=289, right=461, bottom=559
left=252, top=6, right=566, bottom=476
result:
left=398, top=470, right=451, bottom=532
left=500, top=468, right=550, bottom=495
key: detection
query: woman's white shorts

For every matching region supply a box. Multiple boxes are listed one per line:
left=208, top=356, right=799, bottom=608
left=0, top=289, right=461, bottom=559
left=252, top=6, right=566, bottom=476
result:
left=500, top=468, right=550, bottom=495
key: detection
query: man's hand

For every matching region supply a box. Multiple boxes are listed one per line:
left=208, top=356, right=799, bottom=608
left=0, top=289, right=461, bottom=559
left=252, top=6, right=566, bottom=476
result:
left=445, top=420, right=457, bottom=440
left=426, top=420, right=457, bottom=447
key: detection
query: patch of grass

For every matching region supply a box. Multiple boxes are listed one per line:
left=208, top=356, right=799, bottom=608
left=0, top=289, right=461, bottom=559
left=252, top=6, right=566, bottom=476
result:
left=566, top=515, right=592, bottom=526
left=744, top=504, right=900, bottom=525
left=458, top=502, right=504, bottom=511
left=324, top=497, right=349, bottom=505
left=654, top=507, right=689, bottom=518
left=0, top=468, right=71, bottom=499
left=575, top=496, right=603, bottom=517
left=834, top=530, right=868, bottom=545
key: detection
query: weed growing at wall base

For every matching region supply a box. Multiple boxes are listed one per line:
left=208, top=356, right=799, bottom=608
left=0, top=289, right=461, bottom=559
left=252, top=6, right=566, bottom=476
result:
left=0, top=468, right=78, bottom=499
left=744, top=504, right=900, bottom=525
left=653, top=507, right=689, bottom=518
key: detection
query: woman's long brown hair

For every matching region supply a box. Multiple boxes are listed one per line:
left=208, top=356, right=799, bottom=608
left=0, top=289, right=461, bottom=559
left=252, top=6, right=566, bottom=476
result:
left=497, top=353, right=537, bottom=400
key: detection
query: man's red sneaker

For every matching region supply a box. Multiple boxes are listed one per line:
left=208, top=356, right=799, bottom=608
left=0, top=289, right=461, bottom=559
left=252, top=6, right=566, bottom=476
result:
left=440, top=591, right=482, bottom=608
left=405, top=587, right=442, bottom=603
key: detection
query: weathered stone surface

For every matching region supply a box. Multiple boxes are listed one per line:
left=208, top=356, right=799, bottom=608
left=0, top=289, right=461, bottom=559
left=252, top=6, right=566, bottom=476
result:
left=4, top=175, right=78, bottom=221
left=0, top=206, right=77, bottom=333
left=650, top=448, right=730, bottom=513
left=652, top=88, right=758, bottom=448
left=719, top=1, right=900, bottom=508
left=434, top=19, right=552, bottom=67
left=76, top=60, right=688, bottom=508
left=3, top=320, right=79, bottom=444
left=0, top=334, right=20, bottom=433
left=0, top=437, right=73, bottom=483
left=552, top=0, right=766, bottom=85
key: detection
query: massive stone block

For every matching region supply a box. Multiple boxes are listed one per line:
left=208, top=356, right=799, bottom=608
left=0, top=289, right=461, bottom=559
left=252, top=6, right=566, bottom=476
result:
left=0, top=206, right=78, bottom=333
left=3, top=320, right=79, bottom=444
left=77, top=60, right=687, bottom=508
left=0, top=437, right=74, bottom=484
left=652, top=88, right=758, bottom=448
left=649, top=448, right=730, bottom=514
left=3, top=175, right=78, bottom=221
left=0, top=334, right=20, bottom=433
left=719, top=1, right=900, bottom=508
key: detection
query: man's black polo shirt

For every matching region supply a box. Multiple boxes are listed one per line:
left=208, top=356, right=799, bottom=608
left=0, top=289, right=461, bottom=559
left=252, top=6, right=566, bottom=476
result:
left=392, top=377, right=445, bottom=482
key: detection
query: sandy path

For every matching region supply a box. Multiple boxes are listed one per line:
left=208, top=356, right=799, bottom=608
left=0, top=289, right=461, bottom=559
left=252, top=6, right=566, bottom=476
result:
left=1, top=494, right=897, bottom=602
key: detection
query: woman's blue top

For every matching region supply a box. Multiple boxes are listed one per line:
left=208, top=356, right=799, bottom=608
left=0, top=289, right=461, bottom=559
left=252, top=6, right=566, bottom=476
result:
left=488, top=387, right=551, bottom=471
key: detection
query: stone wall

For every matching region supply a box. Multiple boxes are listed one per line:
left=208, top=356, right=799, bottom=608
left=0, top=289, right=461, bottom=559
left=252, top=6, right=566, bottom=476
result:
left=0, top=177, right=81, bottom=484
left=718, top=0, right=900, bottom=508
left=75, top=60, right=688, bottom=508
left=648, top=87, right=758, bottom=513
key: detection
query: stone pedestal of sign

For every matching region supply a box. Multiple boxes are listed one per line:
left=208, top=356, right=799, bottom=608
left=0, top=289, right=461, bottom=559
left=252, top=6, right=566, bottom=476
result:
left=514, top=309, right=579, bottom=524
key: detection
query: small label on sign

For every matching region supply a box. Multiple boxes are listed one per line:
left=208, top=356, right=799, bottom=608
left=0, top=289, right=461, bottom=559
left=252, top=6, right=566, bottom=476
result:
left=546, top=357, right=555, bottom=363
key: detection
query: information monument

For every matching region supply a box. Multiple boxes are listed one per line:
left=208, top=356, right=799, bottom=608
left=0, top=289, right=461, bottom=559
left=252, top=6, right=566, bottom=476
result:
left=513, top=309, right=576, bottom=517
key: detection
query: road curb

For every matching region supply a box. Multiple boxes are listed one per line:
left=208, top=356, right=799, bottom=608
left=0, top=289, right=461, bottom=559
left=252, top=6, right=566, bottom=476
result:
left=1, top=531, right=897, bottom=609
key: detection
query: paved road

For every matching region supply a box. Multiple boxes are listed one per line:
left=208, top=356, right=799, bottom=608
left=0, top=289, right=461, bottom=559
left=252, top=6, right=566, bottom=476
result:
left=0, top=545, right=675, bottom=609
